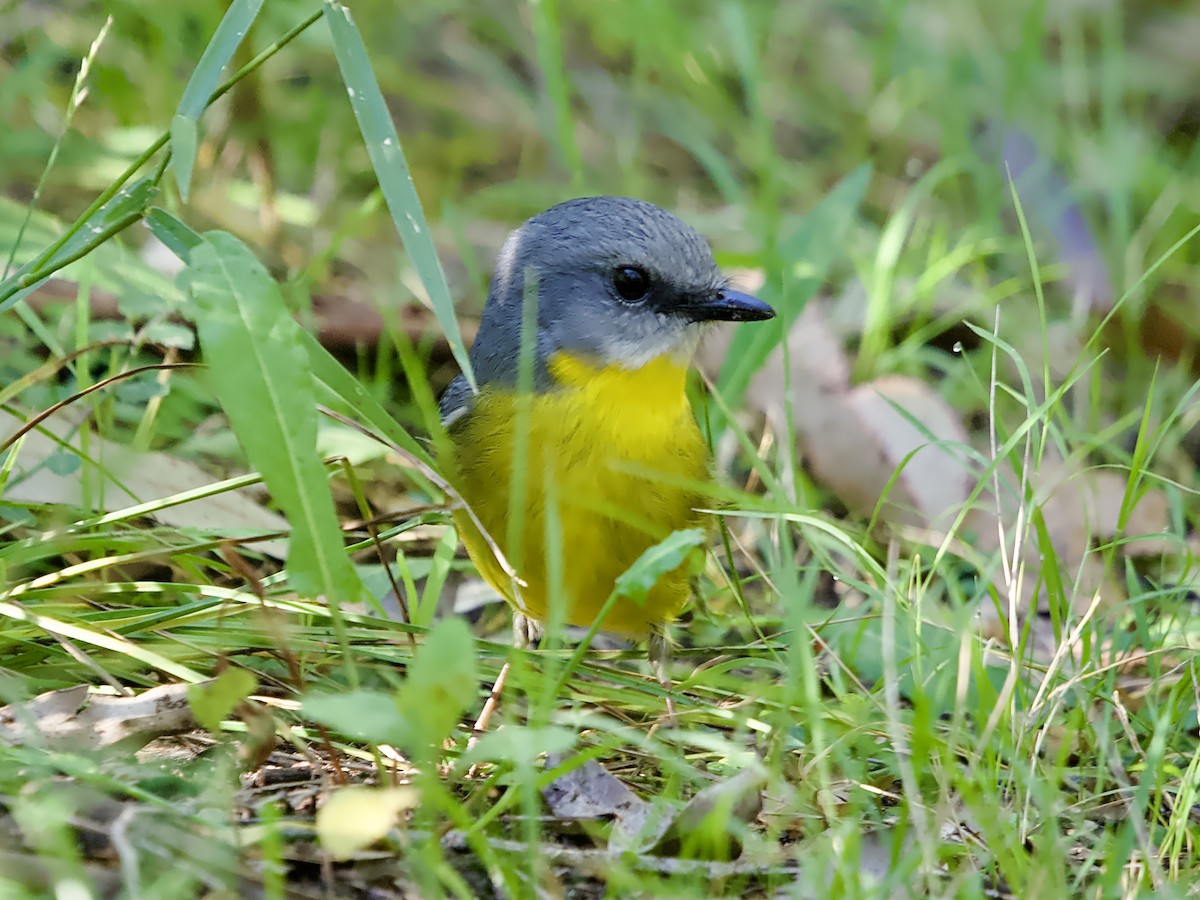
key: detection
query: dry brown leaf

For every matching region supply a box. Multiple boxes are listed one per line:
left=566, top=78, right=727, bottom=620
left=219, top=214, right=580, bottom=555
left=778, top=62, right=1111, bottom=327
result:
left=840, top=375, right=971, bottom=530
left=1, top=408, right=289, bottom=559
left=731, top=303, right=971, bottom=533
left=753, top=300, right=852, bottom=401
left=969, top=454, right=1173, bottom=658
left=702, top=302, right=1175, bottom=658
left=0, top=682, right=204, bottom=750
left=542, top=754, right=655, bottom=851
left=542, top=755, right=646, bottom=820
left=650, top=764, right=766, bottom=861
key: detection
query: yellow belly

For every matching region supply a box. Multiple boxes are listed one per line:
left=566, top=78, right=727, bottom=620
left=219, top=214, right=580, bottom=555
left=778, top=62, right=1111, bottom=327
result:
left=446, top=355, right=710, bottom=637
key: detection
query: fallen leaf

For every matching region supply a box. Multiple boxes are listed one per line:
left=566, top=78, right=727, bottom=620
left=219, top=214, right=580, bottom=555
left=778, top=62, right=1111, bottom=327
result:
left=1, top=408, right=290, bottom=559
left=650, top=764, right=766, bottom=861
left=315, top=786, right=419, bottom=860
left=542, top=754, right=646, bottom=820
left=0, top=682, right=202, bottom=750
left=541, top=754, right=659, bottom=851
left=734, top=303, right=972, bottom=533
left=839, top=375, right=971, bottom=530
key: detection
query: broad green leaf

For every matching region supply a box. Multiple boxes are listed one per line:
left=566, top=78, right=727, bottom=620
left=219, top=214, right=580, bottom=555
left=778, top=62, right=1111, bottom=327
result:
left=316, top=786, right=418, bottom=860
left=184, top=231, right=363, bottom=604
left=171, top=0, right=264, bottom=201
left=304, top=622, right=478, bottom=754
left=397, top=617, right=478, bottom=750
left=0, top=178, right=159, bottom=311
left=303, top=690, right=409, bottom=746
left=462, top=725, right=576, bottom=765
left=717, top=164, right=872, bottom=403
left=323, top=0, right=475, bottom=390
left=613, top=527, right=707, bottom=605
left=146, top=207, right=202, bottom=262
left=188, top=667, right=257, bottom=733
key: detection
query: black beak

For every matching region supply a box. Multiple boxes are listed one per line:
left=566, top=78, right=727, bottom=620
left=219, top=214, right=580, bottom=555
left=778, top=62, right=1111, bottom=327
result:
left=677, top=288, right=775, bottom=323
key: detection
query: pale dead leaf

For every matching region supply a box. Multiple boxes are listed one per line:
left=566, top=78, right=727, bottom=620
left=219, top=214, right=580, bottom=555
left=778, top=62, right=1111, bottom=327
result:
left=542, top=755, right=645, bottom=820
left=650, top=764, right=766, bottom=861
left=316, top=786, right=419, bottom=860
left=969, top=454, right=1173, bottom=658
left=1005, top=320, right=1088, bottom=389
left=1025, top=460, right=1171, bottom=576
left=840, top=375, right=971, bottom=530
left=0, top=682, right=203, bottom=750
left=542, top=754, right=655, bottom=851
left=723, top=303, right=971, bottom=533
left=1, top=408, right=289, bottom=559
left=757, top=299, right=852, bottom=399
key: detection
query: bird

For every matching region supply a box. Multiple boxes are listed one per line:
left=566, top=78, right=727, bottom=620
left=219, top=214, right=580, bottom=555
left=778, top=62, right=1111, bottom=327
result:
left=438, top=196, right=774, bottom=661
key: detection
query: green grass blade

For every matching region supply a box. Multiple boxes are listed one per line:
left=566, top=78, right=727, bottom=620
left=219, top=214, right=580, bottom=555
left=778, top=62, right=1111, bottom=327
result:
left=298, top=330, right=435, bottom=468
left=183, top=231, right=364, bottom=607
left=171, top=0, right=265, bottom=202
left=2, top=15, right=112, bottom=282
left=529, top=0, right=582, bottom=184
left=169, top=116, right=199, bottom=203
left=717, top=164, right=872, bottom=403
left=0, top=177, right=157, bottom=310
left=0, top=601, right=206, bottom=683
left=323, top=0, right=475, bottom=390
left=145, top=207, right=203, bottom=261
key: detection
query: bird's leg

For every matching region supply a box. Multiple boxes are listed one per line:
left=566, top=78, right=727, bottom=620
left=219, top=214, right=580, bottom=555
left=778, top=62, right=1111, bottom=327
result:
left=648, top=627, right=677, bottom=728
left=470, top=613, right=542, bottom=747
left=513, top=612, right=544, bottom=649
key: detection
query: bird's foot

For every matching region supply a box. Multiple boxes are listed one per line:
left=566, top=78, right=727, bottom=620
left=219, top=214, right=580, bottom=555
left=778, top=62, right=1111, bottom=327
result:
left=648, top=628, right=678, bottom=729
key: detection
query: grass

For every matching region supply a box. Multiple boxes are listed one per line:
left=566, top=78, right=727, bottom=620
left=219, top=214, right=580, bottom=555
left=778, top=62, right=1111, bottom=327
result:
left=2, top=0, right=1199, bottom=897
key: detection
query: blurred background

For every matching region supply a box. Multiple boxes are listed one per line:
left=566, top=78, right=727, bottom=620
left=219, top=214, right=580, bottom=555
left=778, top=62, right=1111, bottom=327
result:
left=4, top=0, right=1197, bottom=388
left=3, top=3, right=1200, bottom=894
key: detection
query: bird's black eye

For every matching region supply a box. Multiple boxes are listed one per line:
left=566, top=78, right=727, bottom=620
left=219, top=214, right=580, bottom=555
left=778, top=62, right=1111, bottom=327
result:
left=612, top=266, right=651, bottom=303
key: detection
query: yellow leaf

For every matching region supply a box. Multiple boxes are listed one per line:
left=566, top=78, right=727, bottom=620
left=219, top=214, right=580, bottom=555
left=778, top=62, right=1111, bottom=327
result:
left=315, top=786, right=418, bottom=860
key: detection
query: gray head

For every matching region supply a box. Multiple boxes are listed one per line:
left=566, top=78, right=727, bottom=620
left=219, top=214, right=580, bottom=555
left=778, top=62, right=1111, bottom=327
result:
left=464, top=196, right=773, bottom=390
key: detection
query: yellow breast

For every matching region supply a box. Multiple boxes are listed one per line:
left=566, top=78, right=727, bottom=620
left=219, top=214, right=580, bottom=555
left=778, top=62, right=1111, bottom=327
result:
left=447, top=354, right=710, bottom=636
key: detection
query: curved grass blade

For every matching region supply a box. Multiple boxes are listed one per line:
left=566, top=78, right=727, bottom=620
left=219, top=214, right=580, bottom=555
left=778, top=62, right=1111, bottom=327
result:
left=0, top=9, right=322, bottom=313
left=0, top=178, right=157, bottom=311
left=323, top=0, right=475, bottom=390
left=298, top=330, right=435, bottom=468
left=146, top=207, right=203, bottom=262
left=2, top=15, right=112, bottom=282
left=0, top=601, right=206, bottom=683
left=171, top=0, right=265, bottom=202
left=716, top=164, right=871, bottom=404
left=183, top=231, right=364, bottom=607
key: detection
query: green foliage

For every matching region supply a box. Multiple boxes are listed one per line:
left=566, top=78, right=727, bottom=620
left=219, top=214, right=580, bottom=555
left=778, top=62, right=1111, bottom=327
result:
left=304, top=618, right=479, bottom=760
left=170, top=0, right=265, bottom=202
left=0, top=179, right=160, bottom=311
left=188, top=667, right=257, bottom=733
left=183, top=231, right=365, bottom=608
left=1, top=0, right=1198, bottom=896
left=614, top=526, right=708, bottom=606
left=717, top=164, right=873, bottom=404
left=324, top=0, right=474, bottom=392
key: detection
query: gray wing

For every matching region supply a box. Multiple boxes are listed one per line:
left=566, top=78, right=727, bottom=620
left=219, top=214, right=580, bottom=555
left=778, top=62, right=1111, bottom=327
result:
left=438, top=373, right=475, bottom=428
